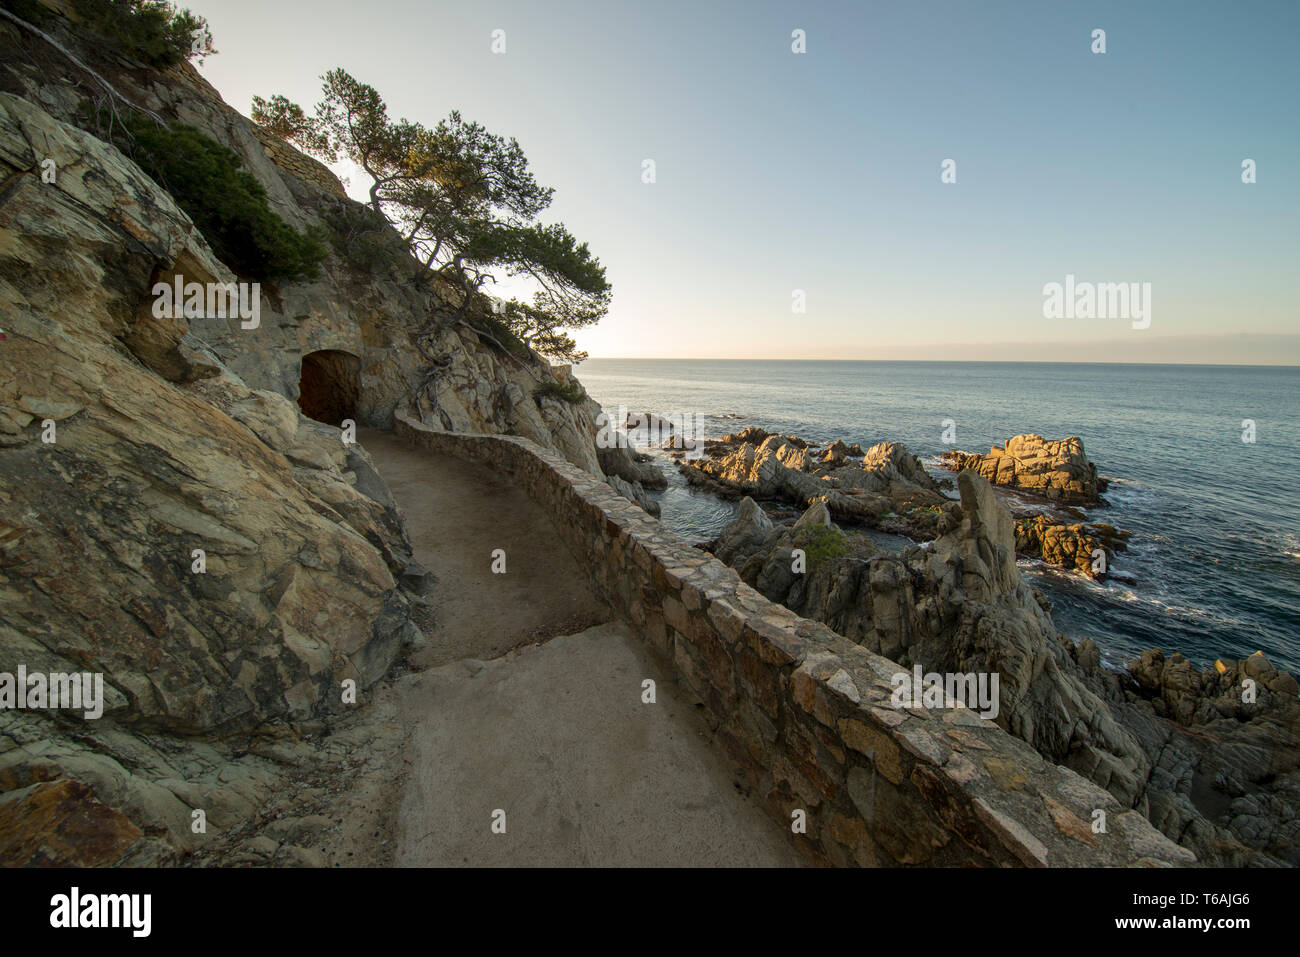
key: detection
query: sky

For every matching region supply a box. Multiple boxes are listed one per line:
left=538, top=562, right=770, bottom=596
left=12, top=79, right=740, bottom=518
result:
left=189, top=0, right=1299, bottom=363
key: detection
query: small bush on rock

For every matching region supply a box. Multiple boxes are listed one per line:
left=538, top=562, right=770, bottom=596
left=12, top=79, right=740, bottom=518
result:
left=532, top=379, right=586, bottom=404
left=793, top=525, right=851, bottom=568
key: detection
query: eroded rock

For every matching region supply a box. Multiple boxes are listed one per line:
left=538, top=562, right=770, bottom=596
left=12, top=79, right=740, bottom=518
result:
left=680, top=431, right=944, bottom=525
left=942, top=434, right=1104, bottom=505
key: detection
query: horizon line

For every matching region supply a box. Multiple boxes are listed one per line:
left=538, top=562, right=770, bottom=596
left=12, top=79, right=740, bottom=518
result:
left=577, top=357, right=1300, bottom=368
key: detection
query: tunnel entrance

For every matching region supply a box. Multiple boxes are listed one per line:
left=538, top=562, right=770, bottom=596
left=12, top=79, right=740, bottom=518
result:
left=298, top=350, right=361, bottom=426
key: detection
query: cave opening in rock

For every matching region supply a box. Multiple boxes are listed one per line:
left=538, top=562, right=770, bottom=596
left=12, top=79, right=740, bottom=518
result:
left=298, top=350, right=361, bottom=426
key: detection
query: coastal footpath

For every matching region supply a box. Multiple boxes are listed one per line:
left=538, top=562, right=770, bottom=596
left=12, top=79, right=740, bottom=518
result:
left=0, top=1, right=1294, bottom=867
left=0, top=6, right=646, bottom=865
left=393, top=415, right=1193, bottom=866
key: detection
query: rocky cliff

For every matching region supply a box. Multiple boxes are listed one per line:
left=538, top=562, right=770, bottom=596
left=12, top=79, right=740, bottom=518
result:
left=0, top=5, right=644, bottom=864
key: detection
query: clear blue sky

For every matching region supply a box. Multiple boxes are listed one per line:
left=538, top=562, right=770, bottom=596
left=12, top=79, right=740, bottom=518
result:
left=191, top=0, right=1299, bottom=363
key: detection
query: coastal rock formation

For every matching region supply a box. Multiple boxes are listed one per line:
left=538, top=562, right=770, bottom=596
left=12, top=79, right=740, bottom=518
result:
left=0, top=91, right=421, bottom=731
left=0, top=89, right=428, bottom=864
left=592, top=431, right=667, bottom=517
left=684, top=427, right=1128, bottom=578
left=1083, top=649, right=1300, bottom=866
left=607, top=474, right=661, bottom=517
left=597, top=440, right=667, bottom=490
left=679, top=429, right=946, bottom=524
left=707, top=470, right=1300, bottom=865
left=938, top=432, right=1132, bottom=578
left=941, top=434, right=1104, bottom=505
left=1014, top=515, right=1130, bottom=578
left=817, top=439, right=865, bottom=465
left=709, top=473, right=1151, bottom=807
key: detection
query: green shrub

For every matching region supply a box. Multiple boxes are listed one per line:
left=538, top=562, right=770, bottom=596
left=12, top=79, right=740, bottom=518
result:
left=1, top=0, right=57, bottom=26
left=532, top=378, right=586, bottom=404
left=70, top=0, right=212, bottom=67
left=793, top=524, right=851, bottom=568
left=115, top=116, right=326, bottom=281
left=471, top=311, right=532, bottom=360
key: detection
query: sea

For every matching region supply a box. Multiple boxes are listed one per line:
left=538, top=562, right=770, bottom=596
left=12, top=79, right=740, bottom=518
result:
left=575, top=359, right=1300, bottom=675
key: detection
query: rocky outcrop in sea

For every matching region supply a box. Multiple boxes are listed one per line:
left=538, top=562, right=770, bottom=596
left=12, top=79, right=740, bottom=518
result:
left=677, top=427, right=950, bottom=535
left=676, top=426, right=1132, bottom=579
left=941, top=433, right=1106, bottom=506
left=1014, top=513, right=1130, bottom=577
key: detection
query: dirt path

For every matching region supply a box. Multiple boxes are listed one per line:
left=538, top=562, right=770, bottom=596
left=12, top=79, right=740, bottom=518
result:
left=359, top=428, right=609, bottom=667
left=392, top=622, right=802, bottom=866
left=356, top=428, right=804, bottom=867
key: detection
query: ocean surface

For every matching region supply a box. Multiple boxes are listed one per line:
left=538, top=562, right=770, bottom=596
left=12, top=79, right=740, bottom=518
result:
left=576, top=359, right=1300, bottom=674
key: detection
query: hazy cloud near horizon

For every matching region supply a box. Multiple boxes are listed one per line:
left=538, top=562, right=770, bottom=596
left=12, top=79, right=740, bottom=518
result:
left=191, top=0, right=1299, bottom=365
left=596, top=334, right=1300, bottom=365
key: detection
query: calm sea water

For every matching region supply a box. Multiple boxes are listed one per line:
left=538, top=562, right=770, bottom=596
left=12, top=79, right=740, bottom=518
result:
left=576, top=359, right=1300, bottom=674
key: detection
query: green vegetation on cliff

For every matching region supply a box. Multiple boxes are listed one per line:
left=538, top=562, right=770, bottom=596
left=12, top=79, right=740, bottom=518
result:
left=71, top=0, right=212, bottom=66
left=532, top=379, right=587, bottom=404
left=113, top=116, right=326, bottom=281
left=1, top=0, right=214, bottom=66
left=322, top=202, right=410, bottom=275
left=792, top=524, right=851, bottom=569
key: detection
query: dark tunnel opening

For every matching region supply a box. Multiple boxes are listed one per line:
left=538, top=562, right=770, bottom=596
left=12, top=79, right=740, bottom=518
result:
left=297, top=349, right=361, bottom=426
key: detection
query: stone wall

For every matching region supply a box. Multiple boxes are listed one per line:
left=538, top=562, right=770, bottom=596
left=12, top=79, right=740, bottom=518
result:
left=394, top=413, right=1196, bottom=868
left=251, top=125, right=346, bottom=198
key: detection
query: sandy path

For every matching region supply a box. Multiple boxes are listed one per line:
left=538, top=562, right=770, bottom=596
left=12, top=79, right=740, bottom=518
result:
left=393, top=623, right=803, bottom=866
left=358, top=428, right=805, bottom=867
left=360, top=428, right=609, bottom=667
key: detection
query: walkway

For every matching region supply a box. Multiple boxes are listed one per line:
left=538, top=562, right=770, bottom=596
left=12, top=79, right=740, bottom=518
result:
left=358, top=429, right=803, bottom=867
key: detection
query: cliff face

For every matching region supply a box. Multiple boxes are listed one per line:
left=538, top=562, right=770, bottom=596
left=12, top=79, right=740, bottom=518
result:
left=0, top=90, right=424, bottom=731
left=0, top=8, right=622, bottom=864
left=0, top=9, right=606, bottom=471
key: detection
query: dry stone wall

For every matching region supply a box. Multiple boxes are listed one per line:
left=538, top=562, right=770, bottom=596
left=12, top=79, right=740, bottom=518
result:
left=395, top=414, right=1196, bottom=868
left=250, top=125, right=346, bottom=197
